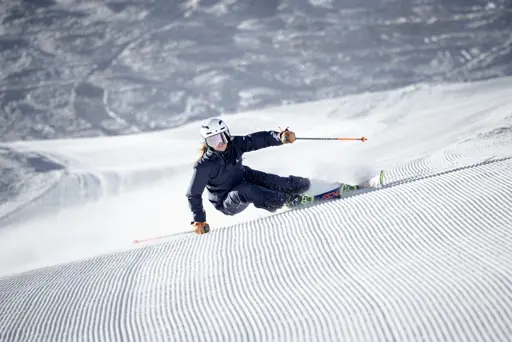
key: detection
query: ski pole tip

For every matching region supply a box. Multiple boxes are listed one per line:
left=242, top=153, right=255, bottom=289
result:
left=361, top=136, right=367, bottom=142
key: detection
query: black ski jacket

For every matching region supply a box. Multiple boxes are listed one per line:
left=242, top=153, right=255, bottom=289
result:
left=186, top=130, right=283, bottom=222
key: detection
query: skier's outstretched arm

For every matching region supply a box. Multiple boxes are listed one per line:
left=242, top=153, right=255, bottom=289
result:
left=186, top=162, right=211, bottom=232
left=238, top=129, right=296, bottom=153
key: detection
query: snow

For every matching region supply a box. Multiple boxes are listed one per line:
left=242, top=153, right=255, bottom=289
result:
left=2, top=0, right=512, bottom=339
left=1, top=76, right=511, bottom=274
left=1, top=76, right=512, bottom=341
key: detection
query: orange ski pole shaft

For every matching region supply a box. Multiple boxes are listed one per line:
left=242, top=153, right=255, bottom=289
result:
left=278, top=126, right=367, bottom=142
left=133, top=234, right=174, bottom=244
left=296, top=136, right=367, bottom=142
left=133, top=229, right=194, bottom=244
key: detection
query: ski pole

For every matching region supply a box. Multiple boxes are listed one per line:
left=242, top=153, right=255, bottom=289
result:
left=133, top=234, right=175, bottom=244
left=296, top=136, right=367, bottom=142
left=133, top=229, right=194, bottom=244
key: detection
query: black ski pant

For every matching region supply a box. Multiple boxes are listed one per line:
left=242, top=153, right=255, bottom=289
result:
left=217, top=167, right=310, bottom=216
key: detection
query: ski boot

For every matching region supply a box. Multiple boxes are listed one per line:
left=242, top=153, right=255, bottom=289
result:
left=358, top=170, right=385, bottom=189
left=339, top=183, right=359, bottom=194
left=285, top=193, right=314, bottom=208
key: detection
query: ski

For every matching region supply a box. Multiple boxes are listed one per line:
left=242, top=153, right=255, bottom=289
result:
left=286, top=170, right=385, bottom=208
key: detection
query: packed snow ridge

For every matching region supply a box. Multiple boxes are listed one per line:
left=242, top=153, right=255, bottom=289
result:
left=1, top=77, right=512, bottom=341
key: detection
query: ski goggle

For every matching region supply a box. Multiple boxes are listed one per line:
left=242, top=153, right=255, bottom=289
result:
left=205, top=133, right=229, bottom=147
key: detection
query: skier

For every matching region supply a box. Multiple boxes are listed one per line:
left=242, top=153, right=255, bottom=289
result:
left=186, top=117, right=311, bottom=235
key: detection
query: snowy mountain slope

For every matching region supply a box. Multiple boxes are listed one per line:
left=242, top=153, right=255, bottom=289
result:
left=1, top=0, right=511, bottom=141
left=1, top=76, right=510, bottom=276
left=1, top=77, right=512, bottom=341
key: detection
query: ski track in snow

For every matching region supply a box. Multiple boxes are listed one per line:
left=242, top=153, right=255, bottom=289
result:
left=1, top=153, right=512, bottom=341
left=1, top=77, right=512, bottom=341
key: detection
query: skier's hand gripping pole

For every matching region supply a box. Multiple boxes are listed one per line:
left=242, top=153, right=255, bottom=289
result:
left=279, top=126, right=296, bottom=144
left=192, top=221, right=210, bottom=234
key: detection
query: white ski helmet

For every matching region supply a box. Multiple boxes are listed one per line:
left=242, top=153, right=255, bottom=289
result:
left=200, top=117, right=231, bottom=147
